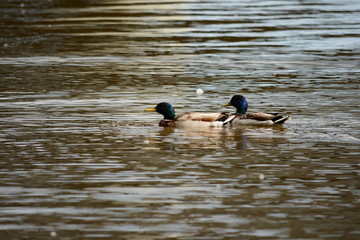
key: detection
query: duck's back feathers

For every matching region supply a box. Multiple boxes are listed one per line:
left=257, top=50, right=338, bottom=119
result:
left=246, top=112, right=279, bottom=121
left=229, top=112, right=290, bottom=126
left=159, top=112, right=232, bottom=128
left=175, top=112, right=228, bottom=122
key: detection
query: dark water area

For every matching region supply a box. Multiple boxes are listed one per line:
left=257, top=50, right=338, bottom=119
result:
left=0, top=0, right=360, bottom=239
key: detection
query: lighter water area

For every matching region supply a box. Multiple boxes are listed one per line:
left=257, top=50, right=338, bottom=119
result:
left=0, top=0, right=360, bottom=239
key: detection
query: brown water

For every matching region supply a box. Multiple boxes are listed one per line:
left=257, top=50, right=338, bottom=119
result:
left=1, top=0, right=360, bottom=239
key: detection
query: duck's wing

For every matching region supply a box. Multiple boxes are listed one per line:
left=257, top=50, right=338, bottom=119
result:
left=175, top=112, right=230, bottom=122
left=246, top=112, right=278, bottom=121
left=247, top=112, right=290, bottom=124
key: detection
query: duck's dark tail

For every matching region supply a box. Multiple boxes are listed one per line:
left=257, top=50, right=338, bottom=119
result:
left=222, top=115, right=237, bottom=125
left=271, top=115, right=291, bottom=124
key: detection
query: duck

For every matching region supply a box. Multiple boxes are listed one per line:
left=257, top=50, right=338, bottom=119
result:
left=145, top=102, right=234, bottom=127
left=222, top=95, right=290, bottom=125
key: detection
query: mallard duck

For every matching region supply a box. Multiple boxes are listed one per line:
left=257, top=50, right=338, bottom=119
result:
left=145, top=102, right=233, bottom=127
left=222, top=95, right=290, bottom=125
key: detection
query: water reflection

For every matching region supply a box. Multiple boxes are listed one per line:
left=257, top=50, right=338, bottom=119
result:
left=148, top=125, right=291, bottom=150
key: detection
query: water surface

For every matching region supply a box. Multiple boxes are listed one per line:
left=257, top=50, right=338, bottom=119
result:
left=0, top=0, right=359, bottom=239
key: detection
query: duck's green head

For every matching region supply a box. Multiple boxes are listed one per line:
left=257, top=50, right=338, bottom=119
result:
left=223, top=95, right=248, bottom=114
left=145, top=102, right=176, bottom=120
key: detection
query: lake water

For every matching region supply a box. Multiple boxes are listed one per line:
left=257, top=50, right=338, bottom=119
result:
left=0, top=0, right=359, bottom=239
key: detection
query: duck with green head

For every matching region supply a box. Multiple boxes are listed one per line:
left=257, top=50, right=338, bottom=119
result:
left=222, top=95, right=290, bottom=125
left=145, top=102, right=233, bottom=127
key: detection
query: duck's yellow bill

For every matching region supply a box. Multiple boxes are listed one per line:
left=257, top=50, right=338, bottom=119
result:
left=222, top=102, right=231, bottom=107
left=144, top=107, right=156, bottom=112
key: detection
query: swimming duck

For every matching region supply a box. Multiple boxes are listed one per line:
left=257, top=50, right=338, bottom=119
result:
left=222, top=95, right=290, bottom=125
left=145, top=102, right=234, bottom=127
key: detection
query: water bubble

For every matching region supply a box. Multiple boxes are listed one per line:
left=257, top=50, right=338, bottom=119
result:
left=196, top=88, right=204, bottom=95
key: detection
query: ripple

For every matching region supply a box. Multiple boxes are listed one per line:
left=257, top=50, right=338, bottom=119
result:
left=1, top=0, right=359, bottom=239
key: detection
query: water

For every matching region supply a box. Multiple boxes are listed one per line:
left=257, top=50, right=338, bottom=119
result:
left=1, top=0, right=360, bottom=239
